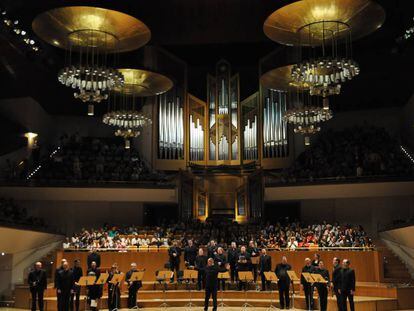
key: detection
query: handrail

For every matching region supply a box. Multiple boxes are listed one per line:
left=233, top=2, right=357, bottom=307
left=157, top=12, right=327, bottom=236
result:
left=63, top=246, right=375, bottom=252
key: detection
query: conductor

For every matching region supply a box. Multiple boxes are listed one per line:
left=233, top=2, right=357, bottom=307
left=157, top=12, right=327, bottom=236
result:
left=204, top=258, right=219, bottom=311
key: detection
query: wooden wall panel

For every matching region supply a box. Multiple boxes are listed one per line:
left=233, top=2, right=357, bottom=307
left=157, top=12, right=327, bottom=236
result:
left=58, top=250, right=381, bottom=283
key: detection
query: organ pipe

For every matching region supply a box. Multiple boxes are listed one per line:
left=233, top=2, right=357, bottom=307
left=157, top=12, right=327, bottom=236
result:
left=158, top=93, right=184, bottom=159
left=190, top=114, right=204, bottom=161
left=263, top=90, right=288, bottom=158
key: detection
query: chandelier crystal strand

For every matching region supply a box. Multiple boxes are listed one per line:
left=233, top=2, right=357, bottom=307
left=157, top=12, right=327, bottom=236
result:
left=58, top=29, right=124, bottom=114
left=291, top=21, right=360, bottom=102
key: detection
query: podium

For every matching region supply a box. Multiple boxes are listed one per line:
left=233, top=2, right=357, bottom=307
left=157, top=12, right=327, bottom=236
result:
left=127, top=271, right=145, bottom=309
left=263, top=272, right=278, bottom=310
left=238, top=271, right=254, bottom=310
left=109, top=274, right=124, bottom=311
left=218, top=272, right=230, bottom=308
left=156, top=270, right=174, bottom=309
left=287, top=270, right=300, bottom=309
left=76, top=276, right=97, bottom=311
left=301, top=272, right=316, bottom=311
left=183, top=270, right=198, bottom=310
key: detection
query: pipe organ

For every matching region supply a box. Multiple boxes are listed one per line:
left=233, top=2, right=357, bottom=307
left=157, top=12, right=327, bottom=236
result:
left=158, top=90, right=184, bottom=160
left=207, top=60, right=240, bottom=163
left=263, top=89, right=288, bottom=158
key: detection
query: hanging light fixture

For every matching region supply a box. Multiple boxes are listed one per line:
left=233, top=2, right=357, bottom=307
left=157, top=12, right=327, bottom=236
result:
left=263, top=0, right=385, bottom=107
left=32, top=6, right=151, bottom=114
left=103, top=68, right=173, bottom=148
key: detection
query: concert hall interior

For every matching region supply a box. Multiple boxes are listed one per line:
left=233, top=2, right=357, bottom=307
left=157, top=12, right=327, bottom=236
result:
left=1, top=0, right=414, bottom=311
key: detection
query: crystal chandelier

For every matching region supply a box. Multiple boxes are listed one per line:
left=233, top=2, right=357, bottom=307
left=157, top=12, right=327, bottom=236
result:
left=263, top=0, right=385, bottom=109
left=32, top=6, right=151, bottom=115
left=283, top=84, right=333, bottom=145
left=290, top=21, right=360, bottom=100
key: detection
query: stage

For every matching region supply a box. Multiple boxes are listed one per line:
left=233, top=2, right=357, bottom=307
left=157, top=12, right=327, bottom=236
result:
left=14, top=281, right=414, bottom=311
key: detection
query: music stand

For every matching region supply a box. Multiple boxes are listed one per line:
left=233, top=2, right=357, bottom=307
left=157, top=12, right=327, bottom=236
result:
left=157, top=270, right=173, bottom=309
left=76, top=276, right=96, bottom=311
left=183, top=270, right=198, bottom=310
left=301, top=272, right=315, bottom=311
left=311, top=273, right=328, bottom=311
left=109, top=274, right=124, bottom=311
left=218, top=271, right=230, bottom=308
left=95, top=273, right=109, bottom=285
left=263, top=272, right=278, bottom=311
left=238, top=271, right=254, bottom=310
left=127, top=271, right=145, bottom=309
left=287, top=270, right=300, bottom=310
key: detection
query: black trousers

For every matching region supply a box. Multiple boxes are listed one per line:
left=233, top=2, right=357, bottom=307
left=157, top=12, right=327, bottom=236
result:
left=108, top=286, right=121, bottom=310
left=58, top=291, right=71, bottom=311
left=197, top=270, right=206, bottom=290
left=238, top=280, right=248, bottom=291
left=69, top=285, right=80, bottom=311
left=340, top=290, right=355, bottom=311
left=317, top=286, right=328, bottom=311
left=30, top=287, right=44, bottom=311
left=204, top=286, right=217, bottom=311
left=230, top=264, right=237, bottom=283
left=170, top=261, right=180, bottom=282
left=260, top=272, right=271, bottom=291
left=252, top=264, right=258, bottom=282
left=278, top=282, right=290, bottom=309
left=303, top=284, right=314, bottom=310
left=334, top=288, right=342, bottom=311
left=127, top=287, right=138, bottom=309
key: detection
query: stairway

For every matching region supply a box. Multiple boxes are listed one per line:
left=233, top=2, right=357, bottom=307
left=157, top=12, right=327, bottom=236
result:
left=376, top=240, right=413, bottom=283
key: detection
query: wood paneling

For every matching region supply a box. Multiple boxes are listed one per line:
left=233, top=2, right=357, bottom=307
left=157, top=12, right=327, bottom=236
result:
left=58, top=250, right=382, bottom=283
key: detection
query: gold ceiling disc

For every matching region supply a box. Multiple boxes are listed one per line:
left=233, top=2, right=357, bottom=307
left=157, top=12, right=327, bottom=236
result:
left=115, top=69, right=174, bottom=97
left=260, top=65, right=309, bottom=91
left=263, top=0, right=385, bottom=46
left=32, top=6, right=151, bottom=52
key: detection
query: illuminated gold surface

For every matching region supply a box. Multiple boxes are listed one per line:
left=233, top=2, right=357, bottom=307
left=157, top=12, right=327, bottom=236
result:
left=260, top=65, right=309, bottom=91
left=115, top=69, right=173, bottom=97
left=263, top=0, right=385, bottom=46
left=32, top=6, right=151, bottom=52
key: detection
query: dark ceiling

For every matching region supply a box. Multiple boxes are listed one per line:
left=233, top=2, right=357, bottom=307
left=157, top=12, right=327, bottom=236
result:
left=0, top=0, right=413, bottom=116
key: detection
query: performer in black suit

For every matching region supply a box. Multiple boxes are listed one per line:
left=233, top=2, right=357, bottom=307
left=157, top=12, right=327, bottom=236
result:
left=207, top=240, right=217, bottom=259
left=126, top=262, right=142, bottom=309
left=258, top=248, right=272, bottom=291
left=236, top=246, right=251, bottom=291
left=87, top=249, right=101, bottom=268
left=340, top=259, right=356, bottom=311
left=331, top=257, right=342, bottom=311
left=86, top=261, right=101, bottom=311
left=107, top=263, right=121, bottom=311
left=184, top=239, right=197, bottom=267
left=312, top=253, right=321, bottom=267
left=70, top=260, right=83, bottom=311
left=301, top=258, right=315, bottom=310
left=314, top=260, right=330, bottom=311
left=227, top=242, right=239, bottom=283
left=54, top=259, right=67, bottom=311
left=275, top=256, right=291, bottom=309
left=195, top=248, right=208, bottom=290
left=28, top=262, right=47, bottom=311
left=247, top=240, right=259, bottom=282
left=168, top=241, right=181, bottom=283
left=204, top=258, right=219, bottom=311
left=214, top=247, right=227, bottom=291
left=56, top=261, right=74, bottom=311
